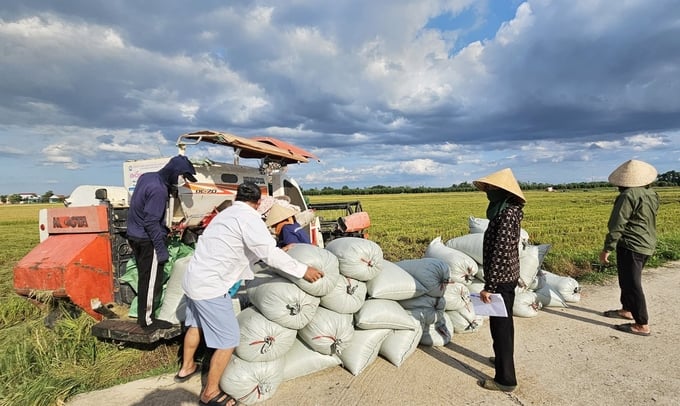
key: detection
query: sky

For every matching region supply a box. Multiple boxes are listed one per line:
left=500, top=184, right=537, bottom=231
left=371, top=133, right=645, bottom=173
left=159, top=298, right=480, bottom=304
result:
left=1, top=0, right=679, bottom=196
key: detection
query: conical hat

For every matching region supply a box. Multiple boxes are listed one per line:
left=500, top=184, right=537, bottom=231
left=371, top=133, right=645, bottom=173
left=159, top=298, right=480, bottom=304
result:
left=257, top=195, right=277, bottom=215
left=473, top=168, right=526, bottom=203
left=608, top=159, right=657, bottom=187
left=265, top=204, right=298, bottom=227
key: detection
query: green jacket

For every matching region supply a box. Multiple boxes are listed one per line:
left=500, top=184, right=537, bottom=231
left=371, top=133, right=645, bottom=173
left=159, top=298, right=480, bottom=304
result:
left=603, top=187, right=659, bottom=256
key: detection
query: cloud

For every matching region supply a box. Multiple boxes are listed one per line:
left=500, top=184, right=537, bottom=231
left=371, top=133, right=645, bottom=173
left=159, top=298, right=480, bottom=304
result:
left=0, top=0, right=679, bottom=195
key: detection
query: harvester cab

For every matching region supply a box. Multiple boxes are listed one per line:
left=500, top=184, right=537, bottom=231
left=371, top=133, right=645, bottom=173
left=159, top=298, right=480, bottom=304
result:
left=13, top=130, right=370, bottom=345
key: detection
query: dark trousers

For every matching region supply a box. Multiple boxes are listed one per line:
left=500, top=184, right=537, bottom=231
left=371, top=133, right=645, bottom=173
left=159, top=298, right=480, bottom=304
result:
left=128, top=238, right=166, bottom=327
left=616, top=245, right=649, bottom=325
left=490, top=284, right=517, bottom=387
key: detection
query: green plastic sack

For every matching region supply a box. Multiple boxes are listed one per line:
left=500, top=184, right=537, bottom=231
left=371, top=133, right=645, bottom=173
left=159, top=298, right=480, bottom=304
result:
left=121, top=238, right=195, bottom=318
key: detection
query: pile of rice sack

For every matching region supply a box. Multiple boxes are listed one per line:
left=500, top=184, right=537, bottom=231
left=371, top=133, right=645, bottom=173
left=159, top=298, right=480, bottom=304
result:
left=158, top=216, right=581, bottom=405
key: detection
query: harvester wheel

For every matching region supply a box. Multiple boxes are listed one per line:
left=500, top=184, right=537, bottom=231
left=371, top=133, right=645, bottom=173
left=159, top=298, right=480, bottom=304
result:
left=113, top=340, right=127, bottom=350
left=44, top=300, right=82, bottom=329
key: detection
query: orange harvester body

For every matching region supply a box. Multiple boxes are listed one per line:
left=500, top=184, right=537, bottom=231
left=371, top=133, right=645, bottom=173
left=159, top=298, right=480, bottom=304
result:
left=13, top=206, right=114, bottom=320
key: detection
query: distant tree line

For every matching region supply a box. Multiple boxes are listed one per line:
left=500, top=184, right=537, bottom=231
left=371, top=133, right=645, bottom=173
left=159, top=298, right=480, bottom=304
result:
left=1, top=171, right=677, bottom=202
left=303, top=170, right=680, bottom=196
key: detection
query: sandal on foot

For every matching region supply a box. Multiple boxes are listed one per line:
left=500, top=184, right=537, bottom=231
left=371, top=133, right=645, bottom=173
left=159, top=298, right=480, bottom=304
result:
left=174, top=364, right=200, bottom=383
left=615, top=323, right=650, bottom=337
left=478, top=379, right=516, bottom=392
left=199, top=390, right=238, bottom=406
left=603, top=310, right=633, bottom=320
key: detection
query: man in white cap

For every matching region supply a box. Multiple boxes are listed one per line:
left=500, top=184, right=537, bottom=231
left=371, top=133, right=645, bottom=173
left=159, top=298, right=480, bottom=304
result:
left=600, top=159, right=659, bottom=337
left=473, top=168, right=525, bottom=392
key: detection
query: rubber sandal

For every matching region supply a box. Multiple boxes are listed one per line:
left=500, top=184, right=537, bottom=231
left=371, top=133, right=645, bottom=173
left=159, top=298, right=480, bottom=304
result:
left=173, top=364, right=200, bottom=383
left=615, top=323, right=650, bottom=337
left=199, top=390, right=239, bottom=406
left=478, top=379, right=516, bottom=392
left=603, top=310, right=634, bottom=320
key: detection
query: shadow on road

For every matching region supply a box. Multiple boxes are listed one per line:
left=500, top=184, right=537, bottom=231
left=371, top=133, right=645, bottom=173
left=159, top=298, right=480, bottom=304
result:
left=130, top=387, right=197, bottom=406
left=420, top=343, right=488, bottom=382
left=540, top=306, right=613, bottom=328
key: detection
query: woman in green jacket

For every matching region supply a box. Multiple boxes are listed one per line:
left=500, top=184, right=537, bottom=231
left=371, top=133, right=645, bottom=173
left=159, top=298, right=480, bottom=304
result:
left=600, top=159, right=659, bottom=337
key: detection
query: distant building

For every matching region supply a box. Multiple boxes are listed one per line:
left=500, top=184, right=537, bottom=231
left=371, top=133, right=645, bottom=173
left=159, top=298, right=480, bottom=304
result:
left=49, top=195, right=65, bottom=203
left=18, top=193, right=40, bottom=203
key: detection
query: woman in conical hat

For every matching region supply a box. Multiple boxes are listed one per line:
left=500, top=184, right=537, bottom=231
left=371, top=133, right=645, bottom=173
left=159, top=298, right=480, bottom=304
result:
left=266, top=203, right=310, bottom=249
left=473, top=168, right=524, bottom=392
left=600, top=160, right=658, bottom=337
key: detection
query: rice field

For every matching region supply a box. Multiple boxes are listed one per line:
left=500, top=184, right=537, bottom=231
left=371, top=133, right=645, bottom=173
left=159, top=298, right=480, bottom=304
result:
left=309, top=187, right=680, bottom=278
left=0, top=186, right=678, bottom=405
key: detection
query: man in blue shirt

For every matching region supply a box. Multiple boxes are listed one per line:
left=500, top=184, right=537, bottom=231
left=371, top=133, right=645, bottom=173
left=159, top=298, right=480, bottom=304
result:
left=127, top=155, right=197, bottom=330
left=265, top=203, right=311, bottom=249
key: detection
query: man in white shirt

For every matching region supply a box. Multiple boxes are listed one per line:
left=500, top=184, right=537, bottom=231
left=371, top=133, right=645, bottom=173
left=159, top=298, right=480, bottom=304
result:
left=175, top=182, right=324, bottom=406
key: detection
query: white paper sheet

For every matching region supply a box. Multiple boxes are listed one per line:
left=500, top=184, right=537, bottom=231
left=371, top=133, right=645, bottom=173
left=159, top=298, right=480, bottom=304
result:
left=470, top=293, right=508, bottom=317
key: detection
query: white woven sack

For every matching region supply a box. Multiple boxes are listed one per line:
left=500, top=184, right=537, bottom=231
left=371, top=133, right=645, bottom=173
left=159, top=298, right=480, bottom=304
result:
left=235, top=307, right=297, bottom=363
left=541, top=270, right=581, bottom=303
left=298, top=306, right=354, bottom=356
left=468, top=216, right=530, bottom=244
left=338, top=328, right=391, bottom=376
left=246, top=270, right=320, bottom=330
left=468, top=280, right=484, bottom=294
left=513, top=291, right=541, bottom=318
left=475, top=265, right=485, bottom=282
left=219, top=355, right=284, bottom=405
left=320, top=276, right=367, bottom=314
left=379, top=323, right=423, bottom=367
left=325, top=237, right=384, bottom=281
left=277, top=243, right=340, bottom=297
left=398, top=295, right=446, bottom=311
left=468, top=216, right=489, bottom=234
left=445, top=233, right=484, bottom=264
left=535, top=282, right=568, bottom=308
left=536, top=244, right=552, bottom=265
left=446, top=302, right=481, bottom=334
left=295, top=208, right=316, bottom=227
left=355, top=298, right=420, bottom=330
left=443, top=282, right=472, bottom=311
left=407, top=306, right=438, bottom=327
left=420, top=310, right=453, bottom=346
left=157, top=255, right=191, bottom=324
left=519, top=245, right=541, bottom=290
left=366, top=260, right=427, bottom=300
left=449, top=232, right=531, bottom=266
left=424, top=237, right=478, bottom=285
left=396, top=258, right=450, bottom=298
left=282, top=339, right=341, bottom=382
left=526, top=274, right=541, bottom=291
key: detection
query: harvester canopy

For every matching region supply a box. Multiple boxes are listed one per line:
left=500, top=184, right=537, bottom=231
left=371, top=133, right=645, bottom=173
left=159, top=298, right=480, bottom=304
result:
left=178, top=130, right=315, bottom=165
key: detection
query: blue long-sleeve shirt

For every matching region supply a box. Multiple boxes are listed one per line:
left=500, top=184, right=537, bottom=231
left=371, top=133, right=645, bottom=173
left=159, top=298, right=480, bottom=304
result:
left=127, top=155, right=196, bottom=262
left=278, top=222, right=311, bottom=247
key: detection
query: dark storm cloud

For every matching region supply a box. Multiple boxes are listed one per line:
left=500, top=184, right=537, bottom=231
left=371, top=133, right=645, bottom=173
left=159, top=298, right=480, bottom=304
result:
left=0, top=0, right=679, bottom=195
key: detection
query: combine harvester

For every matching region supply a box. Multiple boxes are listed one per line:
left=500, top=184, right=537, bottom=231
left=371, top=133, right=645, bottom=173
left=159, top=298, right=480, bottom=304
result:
left=13, top=130, right=370, bottom=345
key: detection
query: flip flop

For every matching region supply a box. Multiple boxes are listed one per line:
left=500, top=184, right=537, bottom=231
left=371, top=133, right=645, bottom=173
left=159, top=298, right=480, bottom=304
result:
left=615, top=323, right=651, bottom=337
left=199, top=390, right=239, bottom=406
left=603, top=310, right=634, bottom=320
left=173, top=364, right=200, bottom=383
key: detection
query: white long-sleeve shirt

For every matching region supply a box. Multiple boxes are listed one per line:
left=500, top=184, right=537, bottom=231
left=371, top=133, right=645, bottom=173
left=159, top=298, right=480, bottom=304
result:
left=183, top=201, right=307, bottom=300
